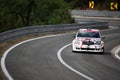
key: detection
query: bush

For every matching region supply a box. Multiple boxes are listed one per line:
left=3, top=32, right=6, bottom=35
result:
left=0, top=0, right=74, bottom=32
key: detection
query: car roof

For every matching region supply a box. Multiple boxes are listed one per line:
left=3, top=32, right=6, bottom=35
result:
left=78, top=29, right=100, bottom=32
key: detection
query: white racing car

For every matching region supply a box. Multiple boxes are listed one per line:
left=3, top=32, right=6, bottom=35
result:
left=72, top=29, right=105, bottom=53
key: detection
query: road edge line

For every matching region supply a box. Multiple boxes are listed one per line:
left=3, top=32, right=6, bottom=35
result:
left=57, top=43, right=94, bottom=80
left=0, top=33, right=70, bottom=80
left=1, top=30, right=119, bottom=80
left=111, top=45, right=120, bottom=60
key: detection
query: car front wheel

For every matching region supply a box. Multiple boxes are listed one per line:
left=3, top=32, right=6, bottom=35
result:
left=100, top=47, right=104, bottom=54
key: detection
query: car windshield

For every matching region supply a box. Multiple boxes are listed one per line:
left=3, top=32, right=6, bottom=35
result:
left=77, top=31, right=100, bottom=38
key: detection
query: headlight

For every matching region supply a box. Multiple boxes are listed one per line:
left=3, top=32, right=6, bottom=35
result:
left=74, top=40, right=81, bottom=44
left=95, top=41, right=101, bottom=45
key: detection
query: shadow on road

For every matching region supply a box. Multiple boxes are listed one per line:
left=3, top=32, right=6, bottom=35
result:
left=72, top=51, right=111, bottom=55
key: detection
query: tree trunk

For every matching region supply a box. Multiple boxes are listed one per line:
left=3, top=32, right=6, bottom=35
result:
left=25, top=0, right=34, bottom=26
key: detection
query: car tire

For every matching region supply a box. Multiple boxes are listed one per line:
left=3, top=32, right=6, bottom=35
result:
left=101, top=47, right=104, bottom=54
left=72, top=50, right=75, bottom=53
left=72, top=50, right=76, bottom=53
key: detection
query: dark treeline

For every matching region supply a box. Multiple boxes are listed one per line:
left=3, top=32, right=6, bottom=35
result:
left=0, top=0, right=74, bottom=32
left=0, top=0, right=120, bottom=32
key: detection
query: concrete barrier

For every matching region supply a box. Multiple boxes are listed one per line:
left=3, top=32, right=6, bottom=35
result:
left=71, top=10, right=120, bottom=17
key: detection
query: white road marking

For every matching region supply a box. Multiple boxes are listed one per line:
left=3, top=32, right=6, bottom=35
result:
left=57, top=43, right=94, bottom=80
left=105, top=34, right=120, bottom=60
left=115, top=51, right=120, bottom=60
left=1, top=33, right=71, bottom=80
left=1, top=31, right=120, bottom=80
left=111, top=45, right=120, bottom=60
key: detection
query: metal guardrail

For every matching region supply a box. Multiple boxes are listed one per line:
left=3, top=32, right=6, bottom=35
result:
left=71, top=10, right=120, bottom=17
left=0, top=22, right=108, bottom=43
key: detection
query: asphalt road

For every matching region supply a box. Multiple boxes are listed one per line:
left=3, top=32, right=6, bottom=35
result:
left=3, top=28, right=120, bottom=80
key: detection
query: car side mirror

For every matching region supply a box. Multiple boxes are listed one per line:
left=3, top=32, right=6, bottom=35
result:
left=102, top=37, right=105, bottom=39
left=73, top=35, right=75, bottom=38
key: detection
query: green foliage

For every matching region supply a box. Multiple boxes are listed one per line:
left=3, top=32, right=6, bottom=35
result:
left=31, top=0, right=74, bottom=25
left=0, top=0, right=74, bottom=32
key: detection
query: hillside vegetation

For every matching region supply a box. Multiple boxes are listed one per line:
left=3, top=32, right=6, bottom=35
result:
left=0, top=0, right=74, bottom=32
left=0, top=0, right=120, bottom=32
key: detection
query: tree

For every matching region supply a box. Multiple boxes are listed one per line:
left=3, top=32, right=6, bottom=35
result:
left=0, top=0, right=35, bottom=32
left=0, top=0, right=74, bottom=32
left=0, top=0, right=34, bottom=26
left=31, top=0, right=74, bottom=25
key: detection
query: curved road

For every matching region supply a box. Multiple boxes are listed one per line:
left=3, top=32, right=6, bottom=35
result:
left=2, top=28, right=120, bottom=80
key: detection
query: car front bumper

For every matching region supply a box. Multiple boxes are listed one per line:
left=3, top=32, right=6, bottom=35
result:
left=72, top=45, right=104, bottom=52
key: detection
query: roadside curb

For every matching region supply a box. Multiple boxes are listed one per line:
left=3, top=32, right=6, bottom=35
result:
left=72, top=16, right=120, bottom=20
left=111, top=45, right=120, bottom=60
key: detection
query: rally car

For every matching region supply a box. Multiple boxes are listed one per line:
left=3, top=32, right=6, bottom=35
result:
left=72, top=29, right=104, bottom=53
